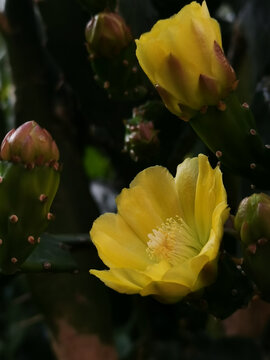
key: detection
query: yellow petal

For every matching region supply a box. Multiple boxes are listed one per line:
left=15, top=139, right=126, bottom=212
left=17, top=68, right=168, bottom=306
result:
left=90, top=213, right=152, bottom=270
left=175, top=156, right=199, bottom=229
left=155, top=84, right=184, bottom=118
left=135, top=38, right=167, bottom=86
left=189, top=202, right=229, bottom=290
left=190, top=253, right=210, bottom=279
left=146, top=260, right=171, bottom=281
left=116, top=166, right=181, bottom=243
left=194, top=155, right=227, bottom=245
left=209, top=19, right=222, bottom=48
left=149, top=1, right=219, bottom=78
left=161, top=260, right=197, bottom=287
left=154, top=54, right=202, bottom=110
left=90, top=153, right=229, bottom=302
left=140, top=280, right=190, bottom=303
left=135, top=0, right=233, bottom=116
left=191, top=257, right=218, bottom=292
left=199, top=201, right=229, bottom=260
left=90, top=268, right=152, bottom=294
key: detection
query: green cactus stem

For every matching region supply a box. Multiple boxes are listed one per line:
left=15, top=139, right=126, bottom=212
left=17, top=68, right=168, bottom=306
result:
left=27, top=241, right=117, bottom=360
left=190, top=93, right=270, bottom=189
left=85, top=13, right=148, bottom=101
left=20, top=233, right=78, bottom=273
left=0, top=162, right=60, bottom=274
left=89, top=42, right=148, bottom=101
left=203, top=252, right=253, bottom=319
left=0, top=121, right=60, bottom=274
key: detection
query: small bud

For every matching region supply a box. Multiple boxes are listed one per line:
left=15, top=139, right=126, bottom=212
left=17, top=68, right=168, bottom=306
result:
left=0, top=121, right=60, bottom=167
left=124, top=103, right=160, bottom=162
left=85, top=12, right=132, bottom=58
left=235, top=193, right=270, bottom=301
left=235, top=193, right=270, bottom=246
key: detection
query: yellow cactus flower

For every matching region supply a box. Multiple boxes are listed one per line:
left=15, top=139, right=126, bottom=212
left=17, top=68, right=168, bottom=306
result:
left=90, top=154, right=229, bottom=304
left=135, top=1, right=237, bottom=121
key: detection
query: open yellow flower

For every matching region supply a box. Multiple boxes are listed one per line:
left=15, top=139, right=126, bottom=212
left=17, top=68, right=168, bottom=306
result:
left=90, top=154, right=229, bottom=303
left=135, top=1, right=237, bottom=121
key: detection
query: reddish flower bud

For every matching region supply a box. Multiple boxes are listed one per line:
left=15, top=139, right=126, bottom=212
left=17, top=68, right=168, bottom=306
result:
left=0, top=121, right=59, bottom=166
left=124, top=117, right=159, bottom=162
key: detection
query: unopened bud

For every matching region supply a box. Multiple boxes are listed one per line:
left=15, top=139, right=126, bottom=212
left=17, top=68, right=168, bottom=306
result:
left=0, top=121, right=59, bottom=167
left=135, top=2, right=237, bottom=120
left=235, top=193, right=270, bottom=245
left=124, top=102, right=160, bottom=162
left=235, top=193, right=270, bottom=301
left=85, top=12, right=132, bottom=58
left=124, top=121, right=159, bottom=161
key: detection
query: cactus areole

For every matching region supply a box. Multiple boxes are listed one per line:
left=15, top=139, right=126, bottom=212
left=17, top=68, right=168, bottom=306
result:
left=0, top=121, right=60, bottom=274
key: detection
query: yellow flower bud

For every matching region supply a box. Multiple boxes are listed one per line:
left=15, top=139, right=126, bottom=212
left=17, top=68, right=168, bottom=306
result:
left=135, top=1, right=237, bottom=121
left=90, top=154, right=229, bottom=304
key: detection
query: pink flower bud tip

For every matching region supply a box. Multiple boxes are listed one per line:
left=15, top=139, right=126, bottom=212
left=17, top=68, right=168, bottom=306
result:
left=0, top=121, right=60, bottom=167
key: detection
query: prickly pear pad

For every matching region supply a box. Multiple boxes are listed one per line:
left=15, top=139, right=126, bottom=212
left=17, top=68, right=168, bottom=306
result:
left=0, top=161, right=60, bottom=274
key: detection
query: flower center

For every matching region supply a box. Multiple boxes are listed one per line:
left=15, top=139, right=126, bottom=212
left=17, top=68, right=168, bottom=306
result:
left=147, top=216, right=200, bottom=266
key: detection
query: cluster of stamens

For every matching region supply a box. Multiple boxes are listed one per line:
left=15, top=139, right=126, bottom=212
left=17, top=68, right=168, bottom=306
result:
left=147, top=216, right=200, bottom=266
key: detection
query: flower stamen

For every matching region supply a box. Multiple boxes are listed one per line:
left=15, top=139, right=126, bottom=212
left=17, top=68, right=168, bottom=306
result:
left=147, top=216, right=200, bottom=265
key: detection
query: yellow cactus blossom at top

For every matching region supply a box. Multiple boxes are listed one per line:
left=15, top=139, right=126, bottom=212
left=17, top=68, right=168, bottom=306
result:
left=135, top=1, right=237, bottom=121
left=90, top=154, right=229, bottom=304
